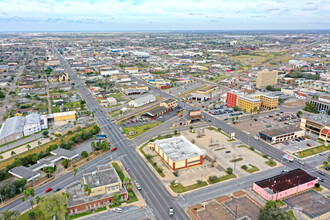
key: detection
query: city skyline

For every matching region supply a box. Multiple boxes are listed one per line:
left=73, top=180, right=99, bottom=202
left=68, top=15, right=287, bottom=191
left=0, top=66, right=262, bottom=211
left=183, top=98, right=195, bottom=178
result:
left=0, top=0, right=329, bottom=31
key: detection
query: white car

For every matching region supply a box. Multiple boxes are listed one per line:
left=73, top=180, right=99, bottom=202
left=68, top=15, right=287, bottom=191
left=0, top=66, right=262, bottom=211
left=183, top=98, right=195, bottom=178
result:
left=113, top=207, right=122, bottom=213
left=169, top=207, right=174, bottom=216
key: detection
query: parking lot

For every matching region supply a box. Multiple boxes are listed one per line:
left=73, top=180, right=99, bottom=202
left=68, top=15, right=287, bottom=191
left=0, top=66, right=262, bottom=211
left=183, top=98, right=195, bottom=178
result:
left=283, top=190, right=330, bottom=219
left=182, top=128, right=276, bottom=178
left=277, top=138, right=320, bottom=155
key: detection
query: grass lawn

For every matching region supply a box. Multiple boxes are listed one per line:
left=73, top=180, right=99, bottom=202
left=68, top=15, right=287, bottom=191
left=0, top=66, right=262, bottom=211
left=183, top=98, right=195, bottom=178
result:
left=215, top=148, right=226, bottom=151
left=295, top=145, right=330, bottom=158
left=123, top=121, right=162, bottom=139
left=139, top=144, right=165, bottom=177
left=265, top=160, right=277, bottom=167
left=313, top=186, right=323, bottom=192
left=126, top=189, right=138, bottom=204
left=112, top=162, right=125, bottom=181
left=276, top=200, right=286, bottom=208
left=208, top=174, right=237, bottom=184
left=170, top=181, right=208, bottom=193
left=287, top=210, right=297, bottom=220
left=109, top=92, right=124, bottom=101
left=246, top=164, right=259, bottom=173
left=52, top=106, right=60, bottom=113
left=230, top=158, right=243, bottom=163
left=64, top=101, right=81, bottom=109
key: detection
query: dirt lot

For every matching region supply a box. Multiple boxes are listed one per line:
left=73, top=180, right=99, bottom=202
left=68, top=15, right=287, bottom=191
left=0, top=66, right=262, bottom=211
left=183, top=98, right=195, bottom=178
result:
left=283, top=190, right=330, bottom=219
left=198, top=202, right=235, bottom=220
left=225, top=196, right=260, bottom=220
left=182, top=128, right=275, bottom=178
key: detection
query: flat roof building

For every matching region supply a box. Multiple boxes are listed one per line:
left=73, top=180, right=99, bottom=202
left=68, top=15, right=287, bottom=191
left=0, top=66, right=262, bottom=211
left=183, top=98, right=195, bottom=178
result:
left=66, top=164, right=128, bottom=215
left=256, top=69, right=278, bottom=89
left=0, top=116, right=25, bottom=144
left=128, top=94, right=156, bottom=108
left=253, top=169, right=317, bottom=200
left=149, top=136, right=206, bottom=170
left=300, top=114, right=330, bottom=144
left=259, top=126, right=304, bottom=144
left=309, top=96, right=330, bottom=114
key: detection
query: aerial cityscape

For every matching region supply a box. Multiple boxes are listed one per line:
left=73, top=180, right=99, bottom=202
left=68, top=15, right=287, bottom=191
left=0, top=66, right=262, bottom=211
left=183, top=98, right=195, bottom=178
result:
left=0, top=1, right=329, bottom=220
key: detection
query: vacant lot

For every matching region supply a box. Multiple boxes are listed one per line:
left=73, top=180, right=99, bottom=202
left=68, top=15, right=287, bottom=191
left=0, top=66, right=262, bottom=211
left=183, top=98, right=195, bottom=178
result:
left=283, top=190, right=330, bottom=219
left=122, top=121, right=162, bottom=138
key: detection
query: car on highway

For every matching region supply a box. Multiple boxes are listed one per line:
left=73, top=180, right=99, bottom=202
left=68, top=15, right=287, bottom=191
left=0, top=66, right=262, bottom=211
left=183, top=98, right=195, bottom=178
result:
left=126, top=167, right=130, bottom=172
left=281, top=170, right=288, bottom=173
left=100, top=110, right=103, bottom=112
left=54, top=187, right=62, bottom=192
left=111, top=147, right=118, bottom=152
left=306, top=143, right=311, bottom=147
left=317, top=177, right=324, bottom=182
left=113, top=207, right=122, bottom=213
left=45, top=187, right=53, bottom=193
left=319, top=152, right=325, bottom=156
left=169, top=207, right=174, bottom=216
left=225, top=151, right=231, bottom=153
left=179, top=115, right=183, bottom=117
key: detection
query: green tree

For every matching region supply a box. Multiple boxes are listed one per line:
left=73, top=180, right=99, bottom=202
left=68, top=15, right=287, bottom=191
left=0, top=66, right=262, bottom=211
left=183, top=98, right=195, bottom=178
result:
left=42, top=131, right=49, bottom=137
left=43, top=166, right=55, bottom=178
left=26, top=144, right=32, bottom=151
left=11, top=151, right=16, bottom=157
left=232, top=117, right=235, bottom=123
left=61, top=159, right=70, bottom=168
left=259, top=200, right=292, bottom=220
left=0, top=210, right=20, bottom=220
left=226, top=168, right=233, bottom=175
left=91, top=141, right=96, bottom=151
left=112, top=193, right=121, bottom=205
left=0, top=155, right=3, bottom=162
left=35, top=196, right=40, bottom=217
left=39, top=192, right=67, bottom=220
left=296, top=110, right=302, bottom=118
left=173, top=130, right=178, bottom=135
left=81, top=151, right=88, bottom=158
left=73, top=168, right=77, bottom=180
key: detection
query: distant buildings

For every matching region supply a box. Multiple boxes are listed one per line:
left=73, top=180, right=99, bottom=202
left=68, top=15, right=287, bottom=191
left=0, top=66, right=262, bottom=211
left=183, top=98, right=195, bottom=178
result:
left=259, top=126, right=304, bottom=144
left=149, top=136, right=206, bottom=170
left=300, top=114, right=330, bottom=144
left=253, top=169, right=317, bottom=200
left=256, top=69, right=278, bottom=89
left=66, top=164, right=128, bottom=215
left=144, top=98, right=178, bottom=118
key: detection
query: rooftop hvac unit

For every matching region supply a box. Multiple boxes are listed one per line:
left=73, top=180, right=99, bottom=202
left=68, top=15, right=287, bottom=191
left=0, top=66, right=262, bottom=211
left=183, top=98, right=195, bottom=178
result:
left=96, top=180, right=100, bottom=185
left=92, top=172, right=96, bottom=177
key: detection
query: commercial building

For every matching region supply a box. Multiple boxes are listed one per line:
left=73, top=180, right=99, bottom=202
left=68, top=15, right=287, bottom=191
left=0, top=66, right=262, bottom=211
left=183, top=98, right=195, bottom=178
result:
left=144, top=98, right=178, bottom=118
left=149, top=136, right=206, bottom=170
left=309, top=96, right=330, bottom=114
left=160, top=98, right=178, bottom=110
left=256, top=69, right=278, bottom=88
left=300, top=114, right=330, bottom=144
left=172, top=110, right=202, bottom=128
left=237, top=95, right=261, bottom=113
left=0, top=116, right=25, bottom=144
left=259, top=126, right=304, bottom=144
left=128, top=94, right=156, bottom=108
left=253, top=169, right=317, bottom=200
left=66, top=164, right=128, bottom=215
left=226, top=90, right=278, bottom=112
left=23, top=113, right=42, bottom=136
left=53, top=111, right=76, bottom=122
left=195, top=85, right=217, bottom=98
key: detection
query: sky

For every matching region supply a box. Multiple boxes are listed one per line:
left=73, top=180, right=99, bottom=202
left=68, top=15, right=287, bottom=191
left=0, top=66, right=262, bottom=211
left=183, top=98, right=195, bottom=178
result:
left=0, top=0, right=329, bottom=31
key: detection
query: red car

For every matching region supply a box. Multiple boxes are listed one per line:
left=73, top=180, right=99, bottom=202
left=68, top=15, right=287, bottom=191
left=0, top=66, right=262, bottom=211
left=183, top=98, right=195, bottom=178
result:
left=45, top=187, right=53, bottom=193
left=111, top=147, right=118, bottom=152
left=179, top=115, right=183, bottom=117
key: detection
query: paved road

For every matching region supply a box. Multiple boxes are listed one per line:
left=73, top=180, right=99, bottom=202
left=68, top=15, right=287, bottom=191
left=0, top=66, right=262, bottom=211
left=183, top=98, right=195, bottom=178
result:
left=0, top=133, right=43, bottom=153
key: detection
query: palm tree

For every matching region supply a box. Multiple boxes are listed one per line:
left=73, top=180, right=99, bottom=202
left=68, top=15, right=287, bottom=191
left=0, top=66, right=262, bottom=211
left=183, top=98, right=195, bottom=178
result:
left=0, top=155, right=3, bottom=162
left=73, top=168, right=77, bottom=180
left=35, top=196, right=40, bottom=217
left=11, top=151, right=16, bottom=158
left=26, top=144, right=31, bottom=151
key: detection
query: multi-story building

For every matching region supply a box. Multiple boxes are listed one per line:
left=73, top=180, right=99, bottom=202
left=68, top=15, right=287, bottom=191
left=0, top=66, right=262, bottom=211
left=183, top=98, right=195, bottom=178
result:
left=66, top=164, right=128, bottom=215
left=160, top=98, right=178, bottom=110
left=309, top=96, right=330, bottom=114
left=237, top=94, right=261, bottom=113
left=226, top=90, right=238, bottom=107
left=256, top=69, right=278, bottom=88
left=149, top=136, right=206, bottom=170
left=53, top=111, right=76, bottom=122
left=255, top=93, right=279, bottom=110
left=300, top=114, right=330, bottom=144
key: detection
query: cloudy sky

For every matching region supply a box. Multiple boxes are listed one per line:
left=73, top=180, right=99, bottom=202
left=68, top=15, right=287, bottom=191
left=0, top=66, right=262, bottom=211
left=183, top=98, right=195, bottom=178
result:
left=0, top=0, right=329, bottom=31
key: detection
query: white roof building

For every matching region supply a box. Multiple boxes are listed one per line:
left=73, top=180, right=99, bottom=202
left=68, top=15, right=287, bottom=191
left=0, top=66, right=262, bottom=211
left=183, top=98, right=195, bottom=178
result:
left=128, top=94, right=156, bottom=108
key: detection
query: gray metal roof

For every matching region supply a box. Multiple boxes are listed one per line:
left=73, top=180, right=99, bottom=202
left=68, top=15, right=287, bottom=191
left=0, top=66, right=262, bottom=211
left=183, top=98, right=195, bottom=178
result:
left=129, top=94, right=156, bottom=105
left=0, top=116, right=25, bottom=139
left=8, top=166, right=40, bottom=181
left=25, top=113, right=40, bottom=125
left=83, top=165, right=121, bottom=189
left=303, top=114, right=330, bottom=126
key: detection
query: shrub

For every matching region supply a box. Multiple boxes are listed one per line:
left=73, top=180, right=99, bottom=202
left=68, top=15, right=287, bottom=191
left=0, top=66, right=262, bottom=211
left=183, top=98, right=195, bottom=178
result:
left=315, top=183, right=320, bottom=188
left=226, top=168, right=233, bottom=175
left=263, top=155, right=268, bottom=158
left=81, top=151, right=88, bottom=158
left=250, top=146, right=255, bottom=151
left=208, top=176, right=218, bottom=183
left=241, top=165, right=248, bottom=170
left=197, top=180, right=203, bottom=185
left=170, top=180, right=176, bottom=186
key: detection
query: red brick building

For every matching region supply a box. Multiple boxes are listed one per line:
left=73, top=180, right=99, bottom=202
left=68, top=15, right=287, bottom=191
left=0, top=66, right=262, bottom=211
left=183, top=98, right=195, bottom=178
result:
left=226, top=91, right=238, bottom=107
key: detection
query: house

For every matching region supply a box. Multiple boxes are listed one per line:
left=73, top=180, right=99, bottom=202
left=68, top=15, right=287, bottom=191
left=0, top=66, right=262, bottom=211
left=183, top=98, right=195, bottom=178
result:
left=66, top=164, right=128, bottom=215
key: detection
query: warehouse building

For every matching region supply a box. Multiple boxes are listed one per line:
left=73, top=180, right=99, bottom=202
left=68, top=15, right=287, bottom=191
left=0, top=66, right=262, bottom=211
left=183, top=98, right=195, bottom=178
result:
left=0, top=116, right=25, bottom=144
left=128, top=94, right=156, bottom=107
left=253, top=169, right=317, bottom=200
left=149, top=136, right=206, bottom=170
left=259, top=126, right=304, bottom=144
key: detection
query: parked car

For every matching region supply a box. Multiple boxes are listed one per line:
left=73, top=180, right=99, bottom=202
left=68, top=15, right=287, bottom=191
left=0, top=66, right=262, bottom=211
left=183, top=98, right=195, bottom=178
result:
left=281, top=170, right=288, bottom=173
left=306, top=143, right=311, bottom=147
left=111, top=147, right=118, bottom=152
left=319, top=152, right=325, bottom=156
left=169, top=207, right=174, bottom=216
left=45, top=188, right=53, bottom=193
left=113, top=207, right=122, bottom=213
left=225, top=151, right=231, bottom=153
left=317, top=177, right=324, bottom=182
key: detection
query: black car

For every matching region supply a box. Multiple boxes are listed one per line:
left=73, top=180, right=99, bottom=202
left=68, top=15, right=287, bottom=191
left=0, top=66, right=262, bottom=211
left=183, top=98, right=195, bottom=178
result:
left=208, top=120, right=212, bottom=122
left=318, top=171, right=325, bottom=176
left=54, top=187, right=62, bottom=192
